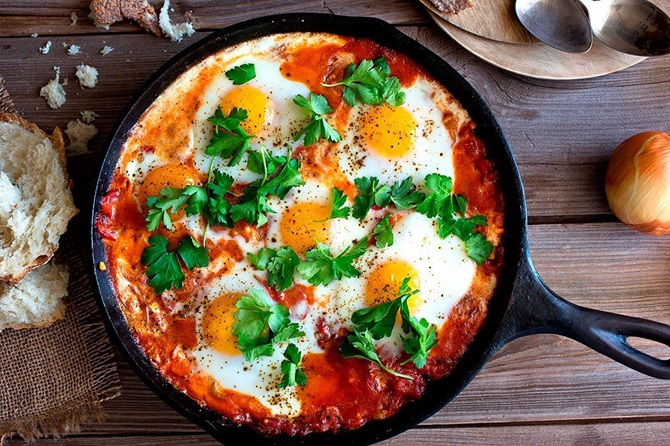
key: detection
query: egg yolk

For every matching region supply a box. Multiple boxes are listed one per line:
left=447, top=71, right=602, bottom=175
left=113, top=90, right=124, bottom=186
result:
left=138, top=164, right=201, bottom=219
left=280, top=201, right=331, bottom=255
left=365, top=260, right=422, bottom=313
left=361, top=105, right=417, bottom=158
left=201, top=292, right=244, bottom=356
left=220, top=85, right=274, bottom=136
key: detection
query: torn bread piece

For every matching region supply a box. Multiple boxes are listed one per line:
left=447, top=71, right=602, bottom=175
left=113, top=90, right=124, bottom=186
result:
left=428, top=0, right=474, bottom=13
left=40, top=67, right=66, bottom=109
left=159, top=0, right=195, bottom=42
left=89, top=0, right=161, bottom=36
left=0, top=113, right=77, bottom=283
left=65, top=119, right=98, bottom=155
left=76, top=64, right=98, bottom=89
left=0, top=261, right=68, bottom=332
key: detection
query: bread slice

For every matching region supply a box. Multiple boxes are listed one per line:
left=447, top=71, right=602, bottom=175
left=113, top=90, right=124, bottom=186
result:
left=0, top=261, right=68, bottom=332
left=0, top=113, right=78, bottom=283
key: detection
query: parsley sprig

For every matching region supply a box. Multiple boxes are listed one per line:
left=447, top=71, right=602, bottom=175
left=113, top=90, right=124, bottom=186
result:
left=225, top=63, right=256, bottom=85
left=278, top=344, right=307, bottom=388
left=206, top=106, right=253, bottom=167
left=351, top=176, right=424, bottom=220
left=230, top=146, right=305, bottom=226
left=232, top=290, right=305, bottom=361
left=296, top=236, right=369, bottom=286
left=247, top=246, right=301, bottom=292
left=293, top=93, right=342, bottom=146
left=327, top=187, right=351, bottom=219
left=341, top=277, right=438, bottom=376
left=372, top=214, right=394, bottom=248
left=322, top=57, right=405, bottom=107
left=141, top=235, right=209, bottom=293
left=145, top=170, right=234, bottom=232
left=416, top=173, right=493, bottom=265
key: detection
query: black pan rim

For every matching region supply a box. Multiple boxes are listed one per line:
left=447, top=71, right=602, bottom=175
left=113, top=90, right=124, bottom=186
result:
left=91, top=12, right=527, bottom=446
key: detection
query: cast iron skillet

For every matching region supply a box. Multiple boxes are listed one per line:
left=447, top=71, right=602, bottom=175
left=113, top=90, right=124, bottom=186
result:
left=91, top=13, right=670, bottom=446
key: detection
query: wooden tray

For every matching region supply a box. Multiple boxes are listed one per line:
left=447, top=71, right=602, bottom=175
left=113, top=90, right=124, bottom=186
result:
left=428, top=11, right=646, bottom=80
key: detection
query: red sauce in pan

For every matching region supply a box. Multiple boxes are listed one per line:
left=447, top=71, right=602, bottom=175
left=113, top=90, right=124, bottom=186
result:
left=98, top=33, right=504, bottom=436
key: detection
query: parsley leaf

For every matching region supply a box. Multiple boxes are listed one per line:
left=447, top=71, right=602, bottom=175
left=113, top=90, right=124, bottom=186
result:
left=232, top=290, right=305, bottom=361
left=328, top=187, right=351, bottom=219
left=297, top=236, right=369, bottom=286
left=176, top=236, right=209, bottom=269
left=350, top=276, right=418, bottom=340
left=230, top=148, right=305, bottom=227
left=352, top=177, right=391, bottom=220
left=322, top=57, right=406, bottom=107
left=248, top=246, right=301, bottom=292
left=293, top=93, right=342, bottom=146
left=416, top=173, right=453, bottom=218
left=464, top=232, right=494, bottom=266
left=278, top=343, right=307, bottom=388
left=145, top=187, right=190, bottom=231
left=206, top=106, right=253, bottom=166
left=390, top=177, right=425, bottom=210
left=225, top=63, right=256, bottom=85
left=399, top=299, right=438, bottom=369
left=247, top=150, right=286, bottom=176
left=340, top=328, right=412, bottom=379
left=372, top=215, right=394, bottom=248
left=141, top=235, right=210, bottom=293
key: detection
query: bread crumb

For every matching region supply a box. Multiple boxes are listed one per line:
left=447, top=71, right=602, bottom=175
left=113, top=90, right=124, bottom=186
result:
left=100, top=45, right=114, bottom=56
left=61, top=42, right=68, bottom=47
left=80, top=110, right=99, bottom=124
left=31, top=33, right=39, bottom=38
left=68, top=44, right=81, bottom=56
left=65, top=119, right=98, bottom=155
left=70, top=12, right=78, bottom=26
left=75, top=64, right=98, bottom=89
left=39, top=41, right=52, bottom=54
left=159, top=0, right=195, bottom=42
left=39, top=67, right=66, bottom=109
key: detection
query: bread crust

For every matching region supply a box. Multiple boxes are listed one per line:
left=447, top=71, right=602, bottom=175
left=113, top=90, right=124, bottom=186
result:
left=0, top=113, right=78, bottom=283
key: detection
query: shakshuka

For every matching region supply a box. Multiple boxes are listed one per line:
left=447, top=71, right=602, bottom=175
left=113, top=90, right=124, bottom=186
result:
left=96, top=32, right=505, bottom=436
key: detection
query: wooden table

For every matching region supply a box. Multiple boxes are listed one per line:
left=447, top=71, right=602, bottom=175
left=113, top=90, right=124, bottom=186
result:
left=2, top=1, right=670, bottom=444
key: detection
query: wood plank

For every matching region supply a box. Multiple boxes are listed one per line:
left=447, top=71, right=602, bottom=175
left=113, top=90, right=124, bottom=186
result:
left=0, top=0, right=429, bottom=37
left=5, top=421, right=670, bottom=445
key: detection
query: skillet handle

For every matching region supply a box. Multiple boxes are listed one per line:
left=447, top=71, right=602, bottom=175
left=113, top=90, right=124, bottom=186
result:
left=497, top=253, right=670, bottom=379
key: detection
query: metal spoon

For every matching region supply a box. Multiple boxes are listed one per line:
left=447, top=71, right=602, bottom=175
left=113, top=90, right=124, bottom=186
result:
left=579, top=0, right=670, bottom=56
left=516, top=0, right=593, bottom=53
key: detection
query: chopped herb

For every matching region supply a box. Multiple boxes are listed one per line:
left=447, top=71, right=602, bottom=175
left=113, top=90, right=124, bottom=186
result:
left=206, top=106, right=253, bottom=167
left=351, top=177, right=391, bottom=220
left=327, top=187, right=351, bottom=219
left=297, top=236, right=369, bottom=286
left=278, top=343, right=307, bottom=388
left=372, top=214, right=394, bottom=248
left=232, top=290, right=305, bottom=362
left=389, top=177, right=425, bottom=210
left=225, top=63, right=256, bottom=85
left=322, top=57, right=405, bottom=107
left=141, top=234, right=209, bottom=293
left=248, top=246, right=301, bottom=292
left=293, top=93, right=342, bottom=146
left=340, top=328, right=412, bottom=379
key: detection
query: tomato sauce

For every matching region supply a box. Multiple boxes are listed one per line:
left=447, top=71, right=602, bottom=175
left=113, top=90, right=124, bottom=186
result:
left=98, top=33, right=505, bottom=437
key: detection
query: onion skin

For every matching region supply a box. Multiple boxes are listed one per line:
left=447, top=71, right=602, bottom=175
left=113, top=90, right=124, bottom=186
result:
left=605, top=131, right=670, bottom=234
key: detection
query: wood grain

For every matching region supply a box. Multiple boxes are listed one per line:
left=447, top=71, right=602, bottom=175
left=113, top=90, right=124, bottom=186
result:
left=419, top=0, right=536, bottom=43
left=2, top=0, right=670, bottom=444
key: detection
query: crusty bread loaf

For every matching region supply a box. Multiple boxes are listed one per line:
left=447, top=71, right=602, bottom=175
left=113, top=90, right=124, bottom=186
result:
left=0, top=261, right=68, bottom=331
left=0, top=112, right=78, bottom=283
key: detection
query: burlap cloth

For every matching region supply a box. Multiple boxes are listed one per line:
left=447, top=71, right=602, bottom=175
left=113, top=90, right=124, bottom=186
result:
left=0, top=77, right=121, bottom=443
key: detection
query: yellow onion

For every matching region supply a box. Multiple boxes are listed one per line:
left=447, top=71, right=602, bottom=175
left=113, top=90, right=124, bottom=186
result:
left=605, top=131, right=670, bottom=234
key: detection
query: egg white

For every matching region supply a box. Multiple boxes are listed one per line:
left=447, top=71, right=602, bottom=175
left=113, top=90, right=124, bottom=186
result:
left=338, top=77, right=456, bottom=187
left=192, top=60, right=312, bottom=184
